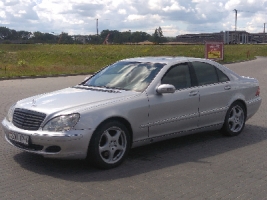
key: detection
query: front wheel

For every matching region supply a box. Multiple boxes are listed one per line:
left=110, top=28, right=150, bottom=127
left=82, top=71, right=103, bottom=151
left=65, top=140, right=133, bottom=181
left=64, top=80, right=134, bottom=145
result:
left=221, top=102, right=246, bottom=136
left=88, top=120, right=131, bottom=169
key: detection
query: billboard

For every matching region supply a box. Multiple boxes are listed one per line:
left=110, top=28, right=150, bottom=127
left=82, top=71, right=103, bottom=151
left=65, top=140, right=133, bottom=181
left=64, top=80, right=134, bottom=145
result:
left=205, top=42, right=224, bottom=60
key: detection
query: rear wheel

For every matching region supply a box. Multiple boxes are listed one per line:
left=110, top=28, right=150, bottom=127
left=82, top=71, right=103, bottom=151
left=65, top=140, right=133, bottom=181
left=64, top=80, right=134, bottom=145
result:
left=88, top=120, right=131, bottom=169
left=222, top=102, right=246, bottom=136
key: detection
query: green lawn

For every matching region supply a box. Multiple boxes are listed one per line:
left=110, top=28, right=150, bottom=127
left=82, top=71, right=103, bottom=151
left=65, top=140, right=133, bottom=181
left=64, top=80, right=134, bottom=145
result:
left=0, top=44, right=266, bottom=78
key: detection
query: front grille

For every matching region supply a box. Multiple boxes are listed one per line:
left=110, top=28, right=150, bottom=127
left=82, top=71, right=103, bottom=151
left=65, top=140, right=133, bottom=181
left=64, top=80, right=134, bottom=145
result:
left=13, top=108, right=46, bottom=131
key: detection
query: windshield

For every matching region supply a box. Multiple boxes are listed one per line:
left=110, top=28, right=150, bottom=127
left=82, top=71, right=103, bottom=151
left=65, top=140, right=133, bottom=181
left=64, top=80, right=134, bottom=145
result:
left=83, top=61, right=165, bottom=92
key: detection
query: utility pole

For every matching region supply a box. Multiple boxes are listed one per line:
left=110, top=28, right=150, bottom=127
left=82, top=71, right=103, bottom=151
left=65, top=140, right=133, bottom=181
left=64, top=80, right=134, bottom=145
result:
left=96, top=19, right=98, bottom=35
left=264, top=23, right=266, bottom=43
left=234, top=9, right=237, bottom=31
left=233, top=9, right=237, bottom=44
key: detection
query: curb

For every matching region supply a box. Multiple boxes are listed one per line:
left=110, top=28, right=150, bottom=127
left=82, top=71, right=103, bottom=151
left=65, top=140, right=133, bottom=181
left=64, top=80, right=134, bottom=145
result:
left=221, top=57, right=257, bottom=65
left=0, top=73, right=90, bottom=81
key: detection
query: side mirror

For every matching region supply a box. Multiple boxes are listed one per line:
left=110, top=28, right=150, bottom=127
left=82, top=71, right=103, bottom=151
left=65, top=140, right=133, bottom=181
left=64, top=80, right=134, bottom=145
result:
left=156, top=84, right=176, bottom=94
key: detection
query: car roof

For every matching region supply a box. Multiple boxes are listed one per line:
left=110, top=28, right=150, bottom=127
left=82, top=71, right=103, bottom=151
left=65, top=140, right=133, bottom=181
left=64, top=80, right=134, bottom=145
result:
left=121, top=56, right=191, bottom=64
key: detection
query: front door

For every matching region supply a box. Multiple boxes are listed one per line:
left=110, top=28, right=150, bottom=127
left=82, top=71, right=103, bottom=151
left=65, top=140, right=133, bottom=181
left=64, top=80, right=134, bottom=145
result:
left=147, top=63, right=199, bottom=138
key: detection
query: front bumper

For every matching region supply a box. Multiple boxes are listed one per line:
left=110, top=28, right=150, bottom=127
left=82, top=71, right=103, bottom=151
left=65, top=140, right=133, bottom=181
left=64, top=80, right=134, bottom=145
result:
left=1, top=118, right=93, bottom=159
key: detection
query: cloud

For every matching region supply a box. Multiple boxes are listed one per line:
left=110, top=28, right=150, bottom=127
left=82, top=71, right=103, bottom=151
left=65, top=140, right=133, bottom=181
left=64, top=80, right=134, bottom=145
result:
left=0, top=0, right=266, bottom=36
left=63, top=3, right=105, bottom=17
left=0, top=0, right=39, bottom=29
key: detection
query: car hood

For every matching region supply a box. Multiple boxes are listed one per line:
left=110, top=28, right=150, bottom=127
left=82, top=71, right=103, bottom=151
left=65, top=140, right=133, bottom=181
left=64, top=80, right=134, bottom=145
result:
left=16, top=86, right=139, bottom=114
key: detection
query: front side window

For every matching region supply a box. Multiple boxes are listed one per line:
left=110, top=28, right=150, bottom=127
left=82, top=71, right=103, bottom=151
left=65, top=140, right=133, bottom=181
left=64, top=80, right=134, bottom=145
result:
left=161, top=63, right=191, bottom=90
left=84, top=61, right=165, bottom=92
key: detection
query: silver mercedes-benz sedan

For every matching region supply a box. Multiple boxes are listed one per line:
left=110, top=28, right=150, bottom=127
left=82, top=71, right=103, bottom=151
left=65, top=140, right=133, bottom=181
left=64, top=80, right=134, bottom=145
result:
left=1, top=57, right=261, bottom=169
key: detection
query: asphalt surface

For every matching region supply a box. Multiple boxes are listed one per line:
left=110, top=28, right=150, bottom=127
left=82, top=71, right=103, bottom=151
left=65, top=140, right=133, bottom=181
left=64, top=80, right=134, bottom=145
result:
left=1, top=57, right=267, bottom=200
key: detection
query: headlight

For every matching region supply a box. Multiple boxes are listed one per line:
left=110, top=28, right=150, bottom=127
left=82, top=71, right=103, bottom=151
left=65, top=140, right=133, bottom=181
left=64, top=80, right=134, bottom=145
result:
left=43, top=113, right=80, bottom=132
left=7, top=104, right=16, bottom=122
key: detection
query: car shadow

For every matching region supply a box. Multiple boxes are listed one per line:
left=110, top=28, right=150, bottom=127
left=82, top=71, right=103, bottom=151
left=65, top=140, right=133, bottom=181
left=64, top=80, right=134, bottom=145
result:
left=13, top=124, right=267, bottom=182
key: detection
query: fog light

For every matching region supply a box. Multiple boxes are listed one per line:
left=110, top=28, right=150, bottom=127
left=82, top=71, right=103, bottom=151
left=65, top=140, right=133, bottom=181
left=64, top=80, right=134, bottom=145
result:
left=45, top=146, right=61, bottom=153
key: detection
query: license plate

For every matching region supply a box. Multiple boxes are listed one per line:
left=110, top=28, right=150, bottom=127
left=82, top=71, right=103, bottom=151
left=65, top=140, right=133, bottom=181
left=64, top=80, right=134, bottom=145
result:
left=8, top=132, right=29, bottom=146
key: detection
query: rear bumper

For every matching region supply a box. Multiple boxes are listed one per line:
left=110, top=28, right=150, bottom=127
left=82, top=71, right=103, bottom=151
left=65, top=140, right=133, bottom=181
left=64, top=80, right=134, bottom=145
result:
left=246, top=96, right=262, bottom=120
left=2, top=118, right=93, bottom=159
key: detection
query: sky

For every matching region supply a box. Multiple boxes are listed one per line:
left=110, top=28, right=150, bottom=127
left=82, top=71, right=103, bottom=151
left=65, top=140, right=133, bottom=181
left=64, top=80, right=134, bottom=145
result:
left=0, top=0, right=267, bottom=37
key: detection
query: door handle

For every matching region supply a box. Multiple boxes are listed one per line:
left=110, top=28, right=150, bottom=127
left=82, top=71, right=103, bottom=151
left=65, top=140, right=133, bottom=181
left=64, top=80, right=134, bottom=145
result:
left=224, top=85, right=231, bottom=90
left=189, top=91, right=198, bottom=96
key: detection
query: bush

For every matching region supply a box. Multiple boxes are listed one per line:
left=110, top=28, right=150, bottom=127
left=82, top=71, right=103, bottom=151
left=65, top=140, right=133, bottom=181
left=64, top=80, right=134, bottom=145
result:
left=18, top=59, right=27, bottom=67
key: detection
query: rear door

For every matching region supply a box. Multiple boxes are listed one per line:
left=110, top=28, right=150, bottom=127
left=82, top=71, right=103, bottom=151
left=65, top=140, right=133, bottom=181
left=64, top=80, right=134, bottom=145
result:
left=190, top=61, right=235, bottom=127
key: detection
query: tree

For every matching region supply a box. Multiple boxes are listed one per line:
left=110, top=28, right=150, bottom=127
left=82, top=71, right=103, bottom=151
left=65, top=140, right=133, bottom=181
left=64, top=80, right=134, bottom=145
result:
left=0, top=26, right=159, bottom=44
left=87, top=35, right=102, bottom=44
left=17, top=31, right=32, bottom=40
left=130, top=31, right=151, bottom=43
left=58, top=32, right=74, bottom=44
left=153, top=26, right=164, bottom=44
left=121, top=31, right=131, bottom=43
left=0, top=27, right=16, bottom=40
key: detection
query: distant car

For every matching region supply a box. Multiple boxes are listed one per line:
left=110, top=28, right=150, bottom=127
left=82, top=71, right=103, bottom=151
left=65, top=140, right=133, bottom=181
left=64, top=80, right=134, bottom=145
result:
left=1, top=57, right=261, bottom=169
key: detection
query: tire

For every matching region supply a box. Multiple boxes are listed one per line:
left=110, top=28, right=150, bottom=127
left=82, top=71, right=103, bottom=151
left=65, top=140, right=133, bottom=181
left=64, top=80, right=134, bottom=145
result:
left=221, top=102, right=246, bottom=136
left=88, top=120, right=131, bottom=169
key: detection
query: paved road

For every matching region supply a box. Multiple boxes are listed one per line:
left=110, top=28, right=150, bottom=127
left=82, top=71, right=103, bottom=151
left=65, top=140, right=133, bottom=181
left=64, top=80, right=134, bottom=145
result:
left=1, top=58, right=267, bottom=200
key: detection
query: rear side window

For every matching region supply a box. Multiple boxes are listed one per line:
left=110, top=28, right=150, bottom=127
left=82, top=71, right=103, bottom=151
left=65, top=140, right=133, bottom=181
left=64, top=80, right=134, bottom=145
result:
left=216, top=68, right=230, bottom=82
left=191, top=61, right=229, bottom=86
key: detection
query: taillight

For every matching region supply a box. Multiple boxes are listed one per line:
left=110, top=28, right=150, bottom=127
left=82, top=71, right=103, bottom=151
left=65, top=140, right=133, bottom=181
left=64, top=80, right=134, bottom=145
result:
left=255, top=86, right=260, bottom=96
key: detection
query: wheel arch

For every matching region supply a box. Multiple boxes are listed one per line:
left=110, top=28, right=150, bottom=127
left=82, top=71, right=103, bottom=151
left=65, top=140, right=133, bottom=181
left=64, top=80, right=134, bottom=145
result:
left=229, top=99, right=247, bottom=119
left=86, top=116, right=133, bottom=169
left=221, top=99, right=247, bottom=136
left=227, top=91, right=248, bottom=118
left=93, top=116, right=133, bottom=146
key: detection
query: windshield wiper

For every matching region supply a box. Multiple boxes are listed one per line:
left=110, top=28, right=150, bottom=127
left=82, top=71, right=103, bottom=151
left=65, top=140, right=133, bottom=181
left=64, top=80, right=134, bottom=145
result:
left=80, top=84, right=130, bottom=91
left=102, top=86, right=130, bottom=91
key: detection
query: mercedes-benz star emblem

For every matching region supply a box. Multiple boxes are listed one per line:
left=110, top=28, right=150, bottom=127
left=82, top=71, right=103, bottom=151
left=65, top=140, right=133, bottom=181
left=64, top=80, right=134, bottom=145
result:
left=32, top=99, right=37, bottom=107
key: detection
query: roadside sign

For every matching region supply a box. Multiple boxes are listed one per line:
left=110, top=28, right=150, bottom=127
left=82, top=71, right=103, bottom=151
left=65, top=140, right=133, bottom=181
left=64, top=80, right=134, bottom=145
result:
left=205, top=42, right=224, bottom=60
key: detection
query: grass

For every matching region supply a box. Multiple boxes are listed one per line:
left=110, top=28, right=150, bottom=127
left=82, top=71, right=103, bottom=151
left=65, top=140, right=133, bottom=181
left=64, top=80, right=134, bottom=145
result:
left=0, top=44, right=266, bottom=78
